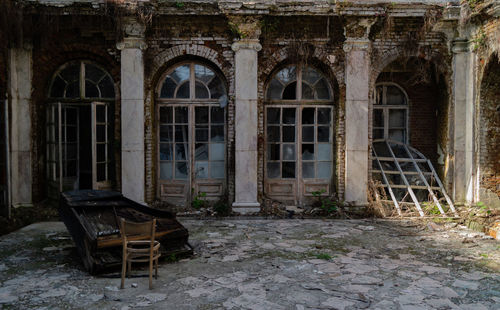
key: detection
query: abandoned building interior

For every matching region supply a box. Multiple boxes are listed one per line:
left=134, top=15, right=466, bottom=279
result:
left=0, top=0, right=499, bottom=217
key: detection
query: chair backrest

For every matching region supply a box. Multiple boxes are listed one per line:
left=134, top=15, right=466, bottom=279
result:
left=119, top=218, right=157, bottom=245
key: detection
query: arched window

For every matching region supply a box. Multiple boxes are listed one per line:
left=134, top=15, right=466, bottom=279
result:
left=265, top=64, right=335, bottom=203
left=157, top=62, right=227, bottom=204
left=373, top=83, right=408, bottom=143
left=47, top=61, right=115, bottom=195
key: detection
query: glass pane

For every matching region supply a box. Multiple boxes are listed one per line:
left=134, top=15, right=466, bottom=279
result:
left=303, top=162, right=315, bottom=178
left=160, top=125, right=173, bottom=142
left=175, top=125, right=189, bottom=142
left=267, top=144, right=280, bottom=160
left=65, top=81, right=80, bottom=98
left=303, top=67, right=321, bottom=85
left=302, top=83, right=314, bottom=99
left=160, top=162, right=173, bottom=179
left=175, top=143, right=188, bottom=160
left=194, top=64, right=215, bottom=83
left=66, top=144, right=77, bottom=159
left=375, top=86, right=383, bottom=105
left=159, top=107, right=172, bottom=124
left=170, top=65, right=190, bottom=83
left=315, top=78, right=330, bottom=100
left=317, top=162, right=332, bottom=179
left=97, top=125, right=106, bottom=143
left=97, top=144, right=106, bottom=162
left=317, top=144, right=331, bottom=161
left=386, top=86, right=406, bottom=105
left=373, top=129, right=384, bottom=140
left=317, top=108, right=331, bottom=124
left=267, top=108, right=280, bottom=124
left=389, top=129, right=405, bottom=143
left=67, top=126, right=77, bottom=142
left=97, top=163, right=106, bottom=181
left=195, top=143, right=208, bottom=160
left=267, top=126, right=280, bottom=142
left=160, top=77, right=177, bottom=98
left=176, top=81, right=190, bottom=99
left=302, top=108, right=314, bottom=124
left=85, top=81, right=100, bottom=98
left=317, top=126, right=330, bottom=142
left=175, top=162, right=188, bottom=179
left=210, top=143, right=225, bottom=160
left=302, top=126, right=314, bottom=142
left=302, top=144, right=314, bottom=160
left=211, top=125, right=224, bottom=142
left=50, top=76, right=66, bottom=98
left=211, top=107, right=225, bottom=123
left=98, top=75, right=115, bottom=98
left=208, top=76, right=225, bottom=99
left=210, top=161, right=225, bottom=179
left=282, top=144, right=295, bottom=161
left=195, top=161, right=208, bottom=178
left=282, top=82, right=297, bottom=100
left=267, top=79, right=283, bottom=100
left=282, top=126, right=295, bottom=142
left=282, top=162, right=295, bottom=178
left=195, top=81, right=209, bottom=99
left=276, top=66, right=296, bottom=84
left=160, top=143, right=172, bottom=160
left=85, top=64, right=104, bottom=83
left=196, top=127, right=209, bottom=142
left=96, top=105, right=106, bottom=123
left=373, top=109, right=384, bottom=128
left=175, top=107, right=188, bottom=123
left=195, top=107, right=209, bottom=124
left=283, top=108, right=296, bottom=124
left=389, top=109, right=406, bottom=128
left=59, top=64, right=79, bottom=84
left=267, top=162, right=280, bottom=179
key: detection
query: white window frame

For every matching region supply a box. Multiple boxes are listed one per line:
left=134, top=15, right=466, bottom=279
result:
left=373, top=82, right=409, bottom=144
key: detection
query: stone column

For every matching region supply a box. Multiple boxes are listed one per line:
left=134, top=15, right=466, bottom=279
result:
left=343, top=39, right=371, bottom=205
left=8, top=45, right=33, bottom=208
left=451, top=39, right=474, bottom=204
left=231, top=39, right=262, bottom=214
left=117, top=20, right=147, bottom=203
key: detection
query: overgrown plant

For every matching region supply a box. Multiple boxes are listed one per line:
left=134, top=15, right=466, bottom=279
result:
left=311, top=189, right=338, bottom=214
left=192, top=191, right=207, bottom=209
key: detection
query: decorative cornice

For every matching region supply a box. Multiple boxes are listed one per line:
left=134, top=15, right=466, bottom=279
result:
left=451, top=38, right=470, bottom=54
left=231, top=39, right=262, bottom=52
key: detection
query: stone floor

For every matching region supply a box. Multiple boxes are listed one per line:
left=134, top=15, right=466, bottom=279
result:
left=0, top=218, right=499, bottom=309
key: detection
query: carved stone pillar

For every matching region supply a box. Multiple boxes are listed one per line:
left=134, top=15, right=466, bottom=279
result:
left=117, top=19, right=147, bottom=203
left=8, top=44, right=33, bottom=208
left=231, top=39, right=262, bottom=214
left=452, top=39, right=475, bottom=204
left=343, top=38, right=371, bottom=206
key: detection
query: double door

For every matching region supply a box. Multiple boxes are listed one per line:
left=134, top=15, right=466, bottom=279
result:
left=47, top=102, right=112, bottom=195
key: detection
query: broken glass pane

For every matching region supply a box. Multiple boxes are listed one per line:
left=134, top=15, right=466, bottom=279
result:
left=317, top=144, right=331, bottom=161
left=267, top=162, right=280, bottom=179
left=282, top=126, right=295, bottom=142
left=211, top=125, right=224, bottom=142
left=302, top=126, right=314, bottom=142
left=283, top=108, right=296, bottom=124
left=303, top=162, right=315, bottom=178
left=302, top=144, right=314, bottom=160
left=282, top=144, right=295, bottom=161
left=160, top=77, right=177, bottom=98
left=210, top=161, right=225, bottom=179
left=209, top=76, right=225, bottom=99
left=175, top=162, right=188, bottom=179
left=194, top=64, right=215, bottom=83
left=195, top=143, right=208, bottom=160
left=317, top=162, right=331, bottom=179
left=302, top=108, right=314, bottom=124
left=195, top=81, right=209, bottom=98
left=283, top=82, right=297, bottom=100
left=210, top=143, right=225, bottom=160
left=276, top=66, right=296, bottom=84
left=170, top=65, right=190, bottom=83
left=267, top=108, right=280, bottom=124
left=175, top=143, right=188, bottom=160
left=160, top=162, right=173, bottom=179
left=267, top=144, right=280, bottom=160
left=176, top=81, right=190, bottom=99
left=282, top=162, right=295, bottom=178
left=195, top=161, right=208, bottom=178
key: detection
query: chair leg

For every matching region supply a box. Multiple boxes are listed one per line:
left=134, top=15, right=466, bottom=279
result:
left=121, top=259, right=126, bottom=289
left=149, top=257, right=153, bottom=290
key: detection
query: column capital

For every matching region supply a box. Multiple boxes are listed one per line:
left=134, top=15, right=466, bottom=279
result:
left=343, top=38, right=371, bottom=53
left=117, top=38, right=148, bottom=50
left=117, top=17, right=147, bottom=50
left=343, top=16, right=377, bottom=41
left=451, top=38, right=470, bottom=54
left=231, top=39, right=262, bottom=53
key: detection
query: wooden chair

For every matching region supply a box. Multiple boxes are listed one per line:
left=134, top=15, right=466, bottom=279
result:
left=119, top=218, right=161, bottom=289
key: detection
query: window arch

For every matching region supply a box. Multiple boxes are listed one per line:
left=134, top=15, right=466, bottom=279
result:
left=264, top=64, right=335, bottom=203
left=49, top=61, right=115, bottom=100
left=373, top=83, right=409, bottom=143
left=156, top=61, right=227, bottom=204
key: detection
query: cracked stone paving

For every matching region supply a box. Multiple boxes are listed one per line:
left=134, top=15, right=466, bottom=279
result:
left=0, top=219, right=499, bottom=309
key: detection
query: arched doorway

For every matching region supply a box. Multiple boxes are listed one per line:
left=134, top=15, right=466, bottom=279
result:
left=156, top=61, right=227, bottom=206
left=264, top=64, right=336, bottom=205
left=47, top=61, right=116, bottom=196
